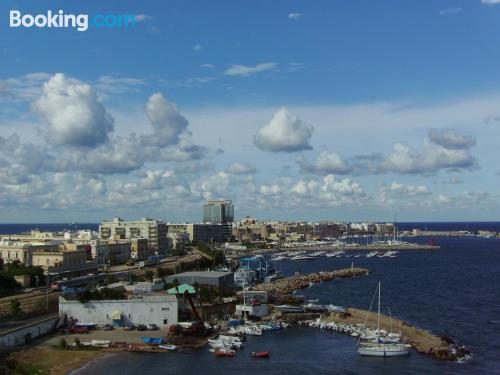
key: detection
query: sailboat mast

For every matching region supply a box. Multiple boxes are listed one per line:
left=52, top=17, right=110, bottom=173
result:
left=377, top=282, right=381, bottom=333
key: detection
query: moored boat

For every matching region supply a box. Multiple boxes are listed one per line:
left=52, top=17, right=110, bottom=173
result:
left=251, top=351, right=270, bottom=358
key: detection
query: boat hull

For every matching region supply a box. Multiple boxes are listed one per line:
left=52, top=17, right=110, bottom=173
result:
left=358, top=345, right=409, bottom=357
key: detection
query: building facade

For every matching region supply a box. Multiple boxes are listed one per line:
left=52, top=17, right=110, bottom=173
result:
left=59, top=295, right=178, bottom=327
left=99, top=218, right=171, bottom=256
left=203, top=200, right=234, bottom=224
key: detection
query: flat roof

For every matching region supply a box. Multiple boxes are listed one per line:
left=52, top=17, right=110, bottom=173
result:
left=168, top=271, right=233, bottom=278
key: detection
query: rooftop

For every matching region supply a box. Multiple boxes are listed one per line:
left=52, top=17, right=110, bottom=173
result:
left=168, top=271, right=233, bottom=278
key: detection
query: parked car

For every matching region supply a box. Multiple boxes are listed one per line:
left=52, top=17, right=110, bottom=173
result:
left=137, top=324, right=147, bottom=331
left=103, top=324, right=114, bottom=331
left=147, top=323, right=158, bottom=330
left=123, top=324, right=135, bottom=331
left=68, top=326, right=89, bottom=334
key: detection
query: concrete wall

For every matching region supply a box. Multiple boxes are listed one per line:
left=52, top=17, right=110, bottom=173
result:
left=59, top=297, right=178, bottom=327
left=0, top=315, right=58, bottom=347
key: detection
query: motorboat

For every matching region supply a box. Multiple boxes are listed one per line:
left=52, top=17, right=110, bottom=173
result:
left=251, top=351, right=270, bottom=358
left=214, top=349, right=236, bottom=357
left=291, top=255, right=315, bottom=261
left=158, top=344, right=177, bottom=351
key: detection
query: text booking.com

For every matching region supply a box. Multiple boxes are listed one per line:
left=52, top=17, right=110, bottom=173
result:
left=9, top=10, right=137, bottom=32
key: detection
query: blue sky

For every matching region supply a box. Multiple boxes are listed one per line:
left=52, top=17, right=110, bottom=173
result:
left=1, top=0, right=500, bottom=223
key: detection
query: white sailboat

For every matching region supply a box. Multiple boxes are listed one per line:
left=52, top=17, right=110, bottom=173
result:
left=357, top=282, right=409, bottom=357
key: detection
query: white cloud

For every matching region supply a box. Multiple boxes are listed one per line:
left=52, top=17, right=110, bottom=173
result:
left=254, top=107, right=314, bottom=152
left=379, top=139, right=477, bottom=174
left=427, top=129, right=475, bottom=149
left=481, top=0, right=500, bottom=5
left=145, top=93, right=189, bottom=147
left=297, top=150, right=351, bottom=174
left=201, top=64, right=214, bottom=68
left=33, top=73, right=114, bottom=147
left=225, top=162, right=257, bottom=175
left=297, top=129, right=477, bottom=176
left=288, top=12, right=302, bottom=20
left=0, top=72, right=51, bottom=101
left=192, top=44, right=203, bottom=52
left=95, top=75, right=145, bottom=96
left=380, top=182, right=431, bottom=201
left=439, top=7, right=462, bottom=15
left=224, top=63, right=277, bottom=77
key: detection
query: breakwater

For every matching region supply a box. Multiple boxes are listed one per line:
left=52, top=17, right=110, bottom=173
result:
left=321, top=308, right=469, bottom=361
left=253, top=267, right=369, bottom=295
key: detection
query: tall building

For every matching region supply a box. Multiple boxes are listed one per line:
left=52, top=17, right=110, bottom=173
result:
left=203, top=200, right=234, bottom=224
left=99, top=218, right=171, bottom=256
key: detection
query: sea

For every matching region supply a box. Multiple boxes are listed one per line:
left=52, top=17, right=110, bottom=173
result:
left=2, top=222, right=499, bottom=374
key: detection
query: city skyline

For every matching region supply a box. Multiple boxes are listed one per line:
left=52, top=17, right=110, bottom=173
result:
left=1, top=1, right=500, bottom=222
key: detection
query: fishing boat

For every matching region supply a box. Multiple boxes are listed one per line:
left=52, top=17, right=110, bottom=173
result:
left=214, top=348, right=236, bottom=357
left=251, top=351, right=270, bottom=358
left=366, top=251, right=379, bottom=258
left=158, top=344, right=177, bottom=351
left=141, top=336, right=165, bottom=345
left=357, top=282, right=409, bottom=357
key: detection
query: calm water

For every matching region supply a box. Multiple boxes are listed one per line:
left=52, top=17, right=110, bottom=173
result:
left=75, top=235, right=500, bottom=375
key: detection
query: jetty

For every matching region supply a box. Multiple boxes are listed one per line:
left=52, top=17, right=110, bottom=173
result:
left=324, top=308, right=469, bottom=361
left=253, top=267, right=369, bottom=295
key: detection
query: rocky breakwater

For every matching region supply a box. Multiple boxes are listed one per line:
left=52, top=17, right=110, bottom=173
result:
left=330, top=308, right=470, bottom=362
left=254, top=267, right=369, bottom=296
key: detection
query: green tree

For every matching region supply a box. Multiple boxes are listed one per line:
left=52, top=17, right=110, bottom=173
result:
left=10, top=300, right=21, bottom=316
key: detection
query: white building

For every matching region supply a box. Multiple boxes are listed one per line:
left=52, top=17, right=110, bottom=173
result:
left=90, top=239, right=131, bottom=265
left=59, top=294, right=178, bottom=327
left=99, top=217, right=171, bottom=256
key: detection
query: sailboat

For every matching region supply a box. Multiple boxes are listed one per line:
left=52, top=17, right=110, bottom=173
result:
left=357, top=282, right=409, bottom=357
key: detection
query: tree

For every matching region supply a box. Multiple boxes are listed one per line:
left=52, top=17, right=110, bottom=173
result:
left=10, top=300, right=21, bottom=316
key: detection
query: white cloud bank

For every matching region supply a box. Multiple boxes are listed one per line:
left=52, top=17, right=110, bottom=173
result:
left=254, top=107, right=314, bottom=152
left=33, top=73, right=114, bottom=147
left=224, top=63, right=277, bottom=77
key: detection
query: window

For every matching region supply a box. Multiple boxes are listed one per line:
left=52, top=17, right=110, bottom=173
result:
left=163, top=319, right=168, bottom=324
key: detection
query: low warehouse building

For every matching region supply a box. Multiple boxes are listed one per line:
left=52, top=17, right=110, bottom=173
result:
left=166, top=271, right=234, bottom=290
left=59, top=295, right=178, bottom=327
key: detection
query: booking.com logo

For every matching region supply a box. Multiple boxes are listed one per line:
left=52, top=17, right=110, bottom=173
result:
left=9, top=10, right=137, bottom=32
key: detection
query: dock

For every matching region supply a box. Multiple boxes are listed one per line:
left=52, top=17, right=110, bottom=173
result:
left=253, top=267, right=369, bottom=295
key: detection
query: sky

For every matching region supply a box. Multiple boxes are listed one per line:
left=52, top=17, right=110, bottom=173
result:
left=1, top=0, right=500, bottom=223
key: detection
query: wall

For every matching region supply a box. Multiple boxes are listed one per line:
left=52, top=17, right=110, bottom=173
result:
left=59, top=296, right=178, bottom=327
left=0, top=315, right=58, bottom=347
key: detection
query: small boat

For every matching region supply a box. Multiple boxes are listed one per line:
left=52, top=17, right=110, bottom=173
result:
left=251, top=351, right=270, bottom=358
left=214, top=349, right=236, bottom=357
left=307, top=298, right=319, bottom=303
left=291, top=255, right=315, bottom=261
left=158, top=344, right=177, bottom=351
left=141, top=336, right=165, bottom=345
left=128, top=344, right=168, bottom=353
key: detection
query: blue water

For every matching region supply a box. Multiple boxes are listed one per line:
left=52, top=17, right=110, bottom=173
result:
left=74, top=235, right=500, bottom=375
left=0, top=223, right=98, bottom=234
left=1, top=222, right=499, bottom=235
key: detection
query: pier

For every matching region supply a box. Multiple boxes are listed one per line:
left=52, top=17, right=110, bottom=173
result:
left=324, top=308, right=469, bottom=361
left=253, top=267, right=369, bottom=295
